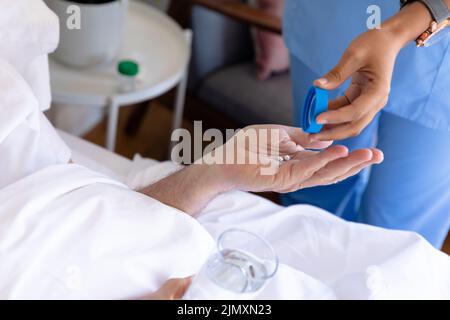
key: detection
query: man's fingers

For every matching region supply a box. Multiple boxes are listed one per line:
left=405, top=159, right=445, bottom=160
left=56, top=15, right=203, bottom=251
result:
left=299, top=149, right=374, bottom=189
left=368, top=148, right=384, bottom=164
left=333, top=149, right=384, bottom=183
left=279, top=139, right=303, bottom=154
left=162, top=277, right=193, bottom=300
left=324, top=149, right=374, bottom=173
left=289, top=145, right=349, bottom=180
left=149, top=277, right=193, bottom=300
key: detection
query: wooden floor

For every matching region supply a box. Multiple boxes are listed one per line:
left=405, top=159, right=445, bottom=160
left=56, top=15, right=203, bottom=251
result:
left=84, top=101, right=191, bottom=161
left=83, top=100, right=450, bottom=255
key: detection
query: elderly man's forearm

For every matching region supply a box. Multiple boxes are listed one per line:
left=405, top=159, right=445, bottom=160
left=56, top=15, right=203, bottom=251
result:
left=139, top=164, right=232, bottom=217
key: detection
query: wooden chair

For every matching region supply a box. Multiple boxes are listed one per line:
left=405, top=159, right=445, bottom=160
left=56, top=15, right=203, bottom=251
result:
left=168, top=0, right=281, bottom=33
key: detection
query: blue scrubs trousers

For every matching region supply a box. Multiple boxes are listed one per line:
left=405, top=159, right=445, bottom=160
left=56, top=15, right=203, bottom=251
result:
left=282, top=57, right=450, bottom=249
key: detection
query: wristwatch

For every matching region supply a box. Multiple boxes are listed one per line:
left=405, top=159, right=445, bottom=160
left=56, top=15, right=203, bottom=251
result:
left=401, top=0, right=450, bottom=47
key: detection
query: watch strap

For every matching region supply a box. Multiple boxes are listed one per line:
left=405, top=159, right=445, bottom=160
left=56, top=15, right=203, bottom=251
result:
left=422, top=0, right=450, bottom=23
left=403, top=0, right=450, bottom=23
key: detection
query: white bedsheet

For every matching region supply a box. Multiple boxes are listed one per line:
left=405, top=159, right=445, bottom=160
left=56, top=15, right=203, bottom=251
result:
left=1, top=152, right=448, bottom=300
left=0, top=164, right=214, bottom=300
left=128, top=158, right=450, bottom=300
left=3, top=0, right=446, bottom=300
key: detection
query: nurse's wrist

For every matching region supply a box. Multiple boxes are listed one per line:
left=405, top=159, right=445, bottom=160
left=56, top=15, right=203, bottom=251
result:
left=382, top=1, right=432, bottom=48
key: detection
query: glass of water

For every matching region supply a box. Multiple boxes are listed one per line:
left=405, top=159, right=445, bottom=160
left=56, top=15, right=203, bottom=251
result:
left=183, top=229, right=279, bottom=300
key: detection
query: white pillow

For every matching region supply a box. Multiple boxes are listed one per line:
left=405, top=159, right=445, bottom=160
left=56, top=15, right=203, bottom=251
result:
left=0, top=0, right=59, bottom=58
left=0, top=0, right=59, bottom=111
left=0, top=57, right=71, bottom=189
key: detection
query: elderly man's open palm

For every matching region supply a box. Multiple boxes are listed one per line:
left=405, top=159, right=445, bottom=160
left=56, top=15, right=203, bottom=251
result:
left=208, top=125, right=384, bottom=194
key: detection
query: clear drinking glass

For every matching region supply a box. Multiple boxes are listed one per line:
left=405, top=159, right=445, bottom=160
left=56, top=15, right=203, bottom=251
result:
left=183, top=229, right=279, bottom=300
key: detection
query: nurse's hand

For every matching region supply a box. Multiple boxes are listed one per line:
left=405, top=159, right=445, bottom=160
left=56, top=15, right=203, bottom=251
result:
left=140, top=277, right=192, bottom=300
left=311, top=28, right=400, bottom=141
left=312, top=1, right=432, bottom=141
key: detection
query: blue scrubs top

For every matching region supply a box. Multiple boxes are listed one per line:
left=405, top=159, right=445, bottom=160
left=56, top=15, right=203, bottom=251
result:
left=284, top=0, right=450, bottom=131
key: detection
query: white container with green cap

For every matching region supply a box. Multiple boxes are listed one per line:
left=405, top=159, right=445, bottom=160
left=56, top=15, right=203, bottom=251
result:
left=117, top=60, right=140, bottom=92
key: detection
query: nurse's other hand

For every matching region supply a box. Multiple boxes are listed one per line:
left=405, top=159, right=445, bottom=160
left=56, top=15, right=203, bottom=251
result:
left=140, top=277, right=192, bottom=300
left=312, top=28, right=402, bottom=141
left=312, top=0, right=435, bottom=142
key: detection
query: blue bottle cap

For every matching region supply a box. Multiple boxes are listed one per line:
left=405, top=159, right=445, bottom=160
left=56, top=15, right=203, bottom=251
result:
left=301, top=86, right=329, bottom=134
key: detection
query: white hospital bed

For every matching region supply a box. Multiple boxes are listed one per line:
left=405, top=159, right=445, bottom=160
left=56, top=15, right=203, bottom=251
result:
left=58, top=130, right=133, bottom=181
left=55, top=130, right=450, bottom=300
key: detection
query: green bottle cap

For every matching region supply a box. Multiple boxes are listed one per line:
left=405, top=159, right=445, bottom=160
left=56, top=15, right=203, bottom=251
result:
left=118, top=60, right=139, bottom=77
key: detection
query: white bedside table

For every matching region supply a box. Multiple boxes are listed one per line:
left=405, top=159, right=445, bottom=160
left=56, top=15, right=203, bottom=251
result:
left=49, top=0, right=191, bottom=151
